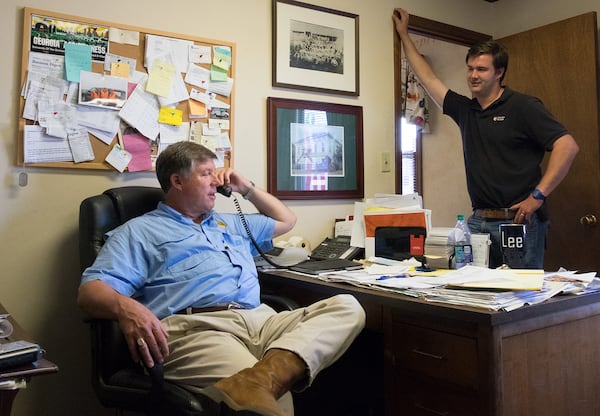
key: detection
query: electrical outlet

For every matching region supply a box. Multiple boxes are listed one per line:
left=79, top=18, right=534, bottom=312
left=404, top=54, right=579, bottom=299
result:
left=381, top=152, right=391, bottom=172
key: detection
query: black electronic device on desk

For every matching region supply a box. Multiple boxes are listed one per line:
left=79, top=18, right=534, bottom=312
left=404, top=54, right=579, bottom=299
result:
left=289, top=258, right=363, bottom=275
left=309, top=236, right=363, bottom=261
left=373, top=226, right=434, bottom=271
left=0, top=340, right=43, bottom=371
left=289, top=236, right=364, bottom=275
left=374, top=226, right=426, bottom=261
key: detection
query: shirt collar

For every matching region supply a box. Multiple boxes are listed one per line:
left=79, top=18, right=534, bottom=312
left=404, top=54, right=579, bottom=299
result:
left=157, top=201, right=214, bottom=224
left=469, top=86, right=512, bottom=111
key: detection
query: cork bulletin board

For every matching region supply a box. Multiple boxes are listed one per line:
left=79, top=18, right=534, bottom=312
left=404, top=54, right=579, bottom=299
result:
left=17, top=7, right=235, bottom=171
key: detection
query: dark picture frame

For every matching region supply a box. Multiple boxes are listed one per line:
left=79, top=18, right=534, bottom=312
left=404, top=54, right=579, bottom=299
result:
left=272, top=0, right=359, bottom=96
left=267, top=97, right=364, bottom=200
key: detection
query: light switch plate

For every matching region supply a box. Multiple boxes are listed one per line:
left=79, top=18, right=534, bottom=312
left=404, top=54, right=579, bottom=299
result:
left=381, top=152, right=391, bottom=172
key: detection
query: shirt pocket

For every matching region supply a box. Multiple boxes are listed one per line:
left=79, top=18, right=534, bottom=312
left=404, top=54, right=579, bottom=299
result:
left=165, top=250, right=219, bottom=282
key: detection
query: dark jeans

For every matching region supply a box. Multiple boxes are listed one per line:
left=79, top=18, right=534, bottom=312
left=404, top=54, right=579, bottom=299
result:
left=467, top=212, right=548, bottom=269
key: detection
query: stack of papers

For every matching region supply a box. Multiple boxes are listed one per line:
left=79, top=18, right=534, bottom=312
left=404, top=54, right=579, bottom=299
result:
left=439, top=266, right=545, bottom=290
left=422, top=281, right=569, bottom=311
left=301, top=264, right=599, bottom=312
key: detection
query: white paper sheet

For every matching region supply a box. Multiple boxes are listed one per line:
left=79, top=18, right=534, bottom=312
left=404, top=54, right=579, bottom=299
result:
left=24, top=125, right=73, bottom=163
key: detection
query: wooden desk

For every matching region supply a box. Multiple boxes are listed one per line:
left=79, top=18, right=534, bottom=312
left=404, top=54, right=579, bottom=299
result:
left=0, top=304, right=58, bottom=416
left=259, top=270, right=600, bottom=416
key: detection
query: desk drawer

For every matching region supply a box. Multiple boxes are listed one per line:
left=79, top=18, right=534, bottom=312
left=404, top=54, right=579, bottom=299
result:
left=389, top=322, right=478, bottom=388
left=394, top=375, right=480, bottom=416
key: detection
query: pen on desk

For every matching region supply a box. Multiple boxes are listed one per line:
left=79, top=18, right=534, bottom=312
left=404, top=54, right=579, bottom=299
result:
left=377, top=274, right=408, bottom=280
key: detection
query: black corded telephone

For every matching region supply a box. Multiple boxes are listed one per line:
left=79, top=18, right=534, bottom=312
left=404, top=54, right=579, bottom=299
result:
left=310, top=236, right=363, bottom=261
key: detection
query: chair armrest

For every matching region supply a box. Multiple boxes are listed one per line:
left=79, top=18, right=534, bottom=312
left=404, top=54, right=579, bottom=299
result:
left=86, top=318, right=204, bottom=414
left=261, top=294, right=299, bottom=312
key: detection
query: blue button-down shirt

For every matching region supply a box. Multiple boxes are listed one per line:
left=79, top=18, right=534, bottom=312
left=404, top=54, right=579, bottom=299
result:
left=81, top=202, right=275, bottom=319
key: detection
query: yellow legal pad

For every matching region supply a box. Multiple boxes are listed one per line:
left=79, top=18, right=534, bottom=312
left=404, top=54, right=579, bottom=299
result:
left=445, top=268, right=544, bottom=291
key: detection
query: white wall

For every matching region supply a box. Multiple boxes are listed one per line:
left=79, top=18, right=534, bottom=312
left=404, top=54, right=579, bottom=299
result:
left=0, top=0, right=596, bottom=414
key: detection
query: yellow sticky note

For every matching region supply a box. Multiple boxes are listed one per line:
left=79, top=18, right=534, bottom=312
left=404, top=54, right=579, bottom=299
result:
left=111, top=62, right=131, bottom=78
left=146, top=60, right=175, bottom=97
left=158, top=107, right=183, bottom=126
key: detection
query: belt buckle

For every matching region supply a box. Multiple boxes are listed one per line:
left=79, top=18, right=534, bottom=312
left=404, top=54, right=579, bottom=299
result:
left=227, top=301, right=242, bottom=310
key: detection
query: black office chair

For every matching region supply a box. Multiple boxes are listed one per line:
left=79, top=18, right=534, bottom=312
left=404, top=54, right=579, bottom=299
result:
left=78, top=186, right=297, bottom=416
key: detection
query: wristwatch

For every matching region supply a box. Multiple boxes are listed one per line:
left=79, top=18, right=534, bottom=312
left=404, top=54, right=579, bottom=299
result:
left=531, top=188, right=547, bottom=201
left=242, top=180, right=256, bottom=200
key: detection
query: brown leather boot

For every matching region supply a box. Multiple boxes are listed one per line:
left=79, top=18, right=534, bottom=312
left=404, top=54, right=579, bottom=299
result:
left=199, top=348, right=307, bottom=416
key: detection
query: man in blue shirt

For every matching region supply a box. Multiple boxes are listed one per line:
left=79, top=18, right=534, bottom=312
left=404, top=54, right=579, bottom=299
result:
left=78, top=141, right=365, bottom=416
left=393, top=8, right=579, bottom=269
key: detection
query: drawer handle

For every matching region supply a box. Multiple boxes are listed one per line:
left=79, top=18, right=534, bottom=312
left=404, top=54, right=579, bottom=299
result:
left=412, top=348, right=445, bottom=360
left=415, top=403, right=449, bottom=416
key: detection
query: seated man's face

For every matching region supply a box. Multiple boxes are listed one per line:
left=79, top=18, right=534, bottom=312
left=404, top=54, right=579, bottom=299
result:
left=177, top=159, right=219, bottom=217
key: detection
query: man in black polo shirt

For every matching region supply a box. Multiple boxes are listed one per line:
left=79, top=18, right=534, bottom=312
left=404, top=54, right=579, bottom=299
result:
left=393, top=8, right=579, bottom=269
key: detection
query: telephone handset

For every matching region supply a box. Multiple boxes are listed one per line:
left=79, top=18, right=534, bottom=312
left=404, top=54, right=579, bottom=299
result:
left=310, top=236, right=363, bottom=261
left=217, top=185, right=232, bottom=197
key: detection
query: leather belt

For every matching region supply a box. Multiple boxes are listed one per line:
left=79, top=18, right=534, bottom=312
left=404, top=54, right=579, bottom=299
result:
left=177, top=302, right=245, bottom=315
left=473, top=208, right=517, bottom=220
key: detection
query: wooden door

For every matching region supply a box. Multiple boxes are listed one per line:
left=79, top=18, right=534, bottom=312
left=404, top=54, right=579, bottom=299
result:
left=498, top=13, right=600, bottom=272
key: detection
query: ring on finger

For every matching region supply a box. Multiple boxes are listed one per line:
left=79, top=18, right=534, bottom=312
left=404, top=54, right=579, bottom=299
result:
left=136, top=337, right=146, bottom=347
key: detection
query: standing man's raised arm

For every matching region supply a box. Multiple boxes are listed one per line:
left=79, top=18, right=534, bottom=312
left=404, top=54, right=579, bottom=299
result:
left=393, top=8, right=449, bottom=109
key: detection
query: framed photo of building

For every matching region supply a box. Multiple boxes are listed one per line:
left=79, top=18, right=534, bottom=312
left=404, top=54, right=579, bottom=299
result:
left=267, top=97, right=364, bottom=200
left=272, top=0, right=359, bottom=96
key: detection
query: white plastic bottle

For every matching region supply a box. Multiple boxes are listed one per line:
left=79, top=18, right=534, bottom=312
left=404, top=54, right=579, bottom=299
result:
left=447, top=214, right=473, bottom=269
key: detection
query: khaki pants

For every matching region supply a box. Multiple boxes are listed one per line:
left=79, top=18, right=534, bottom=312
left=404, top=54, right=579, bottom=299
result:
left=161, top=294, right=365, bottom=414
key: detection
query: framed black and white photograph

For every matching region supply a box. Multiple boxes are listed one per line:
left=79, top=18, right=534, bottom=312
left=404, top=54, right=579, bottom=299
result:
left=267, top=97, right=364, bottom=200
left=272, top=0, right=359, bottom=96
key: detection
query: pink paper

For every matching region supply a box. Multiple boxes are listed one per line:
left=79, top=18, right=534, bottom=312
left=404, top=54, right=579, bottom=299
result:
left=123, top=133, right=152, bottom=172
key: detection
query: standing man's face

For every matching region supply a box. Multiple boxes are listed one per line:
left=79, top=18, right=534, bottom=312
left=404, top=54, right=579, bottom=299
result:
left=466, top=54, right=504, bottom=98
